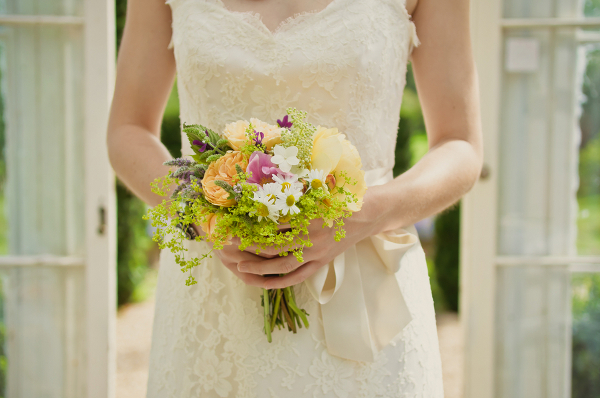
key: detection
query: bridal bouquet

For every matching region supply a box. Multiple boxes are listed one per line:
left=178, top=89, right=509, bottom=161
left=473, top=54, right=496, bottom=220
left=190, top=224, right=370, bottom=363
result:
left=146, top=108, right=366, bottom=342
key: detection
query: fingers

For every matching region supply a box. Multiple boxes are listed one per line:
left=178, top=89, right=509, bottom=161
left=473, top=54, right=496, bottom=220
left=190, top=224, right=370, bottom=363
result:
left=263, top=261, right=324, bottom=289
left=242, top=244, right=281, bottom=258
left=227, top=236, right=282, bottom=258
left=214, top=249, right=269, bottom=288
left=220, top=260, right=268, bottom=288
left=237, top=253, right=305, bottom=275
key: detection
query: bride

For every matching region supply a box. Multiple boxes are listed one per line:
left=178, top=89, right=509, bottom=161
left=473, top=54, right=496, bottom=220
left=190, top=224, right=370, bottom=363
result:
left=107, top=0, right=482, bottom=396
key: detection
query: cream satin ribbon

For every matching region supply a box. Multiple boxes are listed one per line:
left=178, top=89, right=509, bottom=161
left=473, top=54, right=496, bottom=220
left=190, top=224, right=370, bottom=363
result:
left=304, top=167, right=419, bottom=363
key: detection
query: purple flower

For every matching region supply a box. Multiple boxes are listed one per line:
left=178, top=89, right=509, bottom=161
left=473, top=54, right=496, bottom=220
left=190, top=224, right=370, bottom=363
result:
left=253, top=130, right=264, bottom=146
left=192, top=139, right=208, bottom=152
left=277, top=115, right=293, bottom=129
left=246, top=151, right=291, bottom=185
left=164, top=158, right=193, bottom=167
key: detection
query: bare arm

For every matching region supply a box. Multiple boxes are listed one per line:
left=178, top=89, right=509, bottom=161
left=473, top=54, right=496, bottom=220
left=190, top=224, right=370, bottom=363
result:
left=240, top=0, right=484, bottom=289
left=107, top=0, right=273, bottom=286
left=366, top=0, right=483, bottom=234
left=107, top=0, right=176, bottom=207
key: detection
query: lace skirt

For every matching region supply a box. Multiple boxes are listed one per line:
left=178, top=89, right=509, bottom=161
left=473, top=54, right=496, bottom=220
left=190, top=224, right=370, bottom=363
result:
left=146, top=238, right=444, bottom=397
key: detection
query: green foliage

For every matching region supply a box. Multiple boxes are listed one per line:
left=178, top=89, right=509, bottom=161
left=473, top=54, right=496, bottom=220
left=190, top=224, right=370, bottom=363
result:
left=394, top=64, right=426, bottom=177
left=572, top=273, right=600, bottom=398
left=280, top=108, right=316, bottom=169
left=184, top=123, right=231, bottom=163
left=578, top=133, right=600, bottom=198
left=584, top=0, right=600, bottom=17
left=161, top=112, right=182, bottom=158
left=577, top=48, right=600, bottom=256
left=577, top=194, right=600, bottom=256
left=395, top=63, right=459, bottom=313
left=0, top=279, right=6, bottom=397
left=116, top=180, right=152, bottom=305
left=116, top=0, right=127, bottom=50
left=433, top=203, right=461, bottom=312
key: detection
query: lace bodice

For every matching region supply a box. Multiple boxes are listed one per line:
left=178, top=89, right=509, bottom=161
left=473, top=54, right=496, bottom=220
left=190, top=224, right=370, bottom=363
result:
left=168, top=0, right=420, bottom=171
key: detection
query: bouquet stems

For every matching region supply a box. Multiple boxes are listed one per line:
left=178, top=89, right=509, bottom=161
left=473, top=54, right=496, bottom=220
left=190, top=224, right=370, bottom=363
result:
left=262, top=288, right=272, bottom=343
left=261, top=284, right=309, bottom=340
left=270, top=289, right=283, bottom=332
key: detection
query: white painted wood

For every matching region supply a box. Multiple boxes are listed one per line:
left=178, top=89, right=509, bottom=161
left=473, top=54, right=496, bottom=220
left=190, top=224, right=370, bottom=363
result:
left=502, top=17, right=600, bottom=28
left=460, top=1, right=503, bottom=398
left=0, top=255, right=84, bottom=267
left=0, top=15, right=84, bottom=25
left=496, top=256, right=600, bottom=266
left=0, top=0, right=113, bottom=396
left=569, top=264, right=600, bottom=273
left=1, top=2, right=87, bottom=393
left=576, top=30, right=600, bottom=43
left=466, top=1, right=587, bottom=398
left=83, top=0, right=116, bottom=397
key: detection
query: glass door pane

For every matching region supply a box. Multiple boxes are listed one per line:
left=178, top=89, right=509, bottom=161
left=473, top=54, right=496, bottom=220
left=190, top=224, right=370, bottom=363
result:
left=0, top=0, right=87, bottom=396
left=571, top=272, right=600, bottom=398
left=577, top=43, right=600, bottom=256
left=496, top=4, right=600, bottom=393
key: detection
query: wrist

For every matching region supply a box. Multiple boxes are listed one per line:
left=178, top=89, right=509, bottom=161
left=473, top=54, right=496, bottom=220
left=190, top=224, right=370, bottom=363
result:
left=349, top=186, right=386, bottom=240
left=358, top=183, right=406, bottom=237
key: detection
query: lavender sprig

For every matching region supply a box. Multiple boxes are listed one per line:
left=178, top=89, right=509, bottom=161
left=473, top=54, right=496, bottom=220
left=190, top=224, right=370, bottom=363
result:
left=164, top=158, right=193, bottom=167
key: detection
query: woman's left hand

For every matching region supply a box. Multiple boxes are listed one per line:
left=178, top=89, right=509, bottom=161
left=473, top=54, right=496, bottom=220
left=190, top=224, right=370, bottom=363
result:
left=237, top=190, right=380, bottom=289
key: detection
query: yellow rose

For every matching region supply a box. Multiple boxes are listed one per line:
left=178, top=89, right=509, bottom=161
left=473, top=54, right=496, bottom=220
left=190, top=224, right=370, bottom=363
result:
left=311, top=126, right=343, bottom=175
left=222, top=120, right=250, bottom=151
left=334, top=138, right=366, bottom=211
left=311, top=126, right=366, bottom=211
left=250, top=118, right=283, bottom=150
left=201, top=151, right=247, bottom=207
left=222, top=118, right=282, bottom=150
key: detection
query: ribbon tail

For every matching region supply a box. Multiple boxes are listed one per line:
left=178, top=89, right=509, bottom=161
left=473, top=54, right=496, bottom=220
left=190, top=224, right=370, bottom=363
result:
left=305, top=252, right=345, bottom=305
left=320, top=245, right=377, bottom=362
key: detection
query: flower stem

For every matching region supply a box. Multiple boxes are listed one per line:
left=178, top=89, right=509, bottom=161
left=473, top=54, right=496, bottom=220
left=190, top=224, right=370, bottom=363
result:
left=263, top=288, right=272, bottom=342
left=270, top=289, right=283, bottom=332
left=281, top=299, right=296, bottom=333
left=284, top=287, right=309, bottom=328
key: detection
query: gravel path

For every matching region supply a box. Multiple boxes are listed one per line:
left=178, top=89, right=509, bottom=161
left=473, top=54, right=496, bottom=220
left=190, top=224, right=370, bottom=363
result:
left=117, top=300, right=464, bottom=398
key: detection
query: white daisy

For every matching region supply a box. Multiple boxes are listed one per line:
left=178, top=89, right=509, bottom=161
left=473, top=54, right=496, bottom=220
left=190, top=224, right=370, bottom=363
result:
left=251, top=185, right=281, bottom=222
left=276, top=185, right=303, bottom=216
left=272, top=173, right=303, bottom=194
left=305, top=169, right=328, bottom=191
left=271, top=145, right=300, bottom=173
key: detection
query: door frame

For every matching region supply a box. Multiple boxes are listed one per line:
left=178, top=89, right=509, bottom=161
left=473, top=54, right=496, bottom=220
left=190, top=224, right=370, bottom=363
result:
left=83, top=0, right=116, bottom=397
left=460, top=1, right=503, bottom=397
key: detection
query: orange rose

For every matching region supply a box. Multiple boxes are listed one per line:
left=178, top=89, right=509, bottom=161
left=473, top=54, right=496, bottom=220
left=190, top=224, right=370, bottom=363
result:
left=199, top=212, right=218, bottom=238
left=199, top=212, right=232, bottom=245
left=201, top=151, right=247, bottom=207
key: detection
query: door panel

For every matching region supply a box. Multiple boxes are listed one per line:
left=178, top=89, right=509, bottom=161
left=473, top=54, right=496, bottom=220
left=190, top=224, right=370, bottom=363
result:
left=465, top=1, right=600, bottom=397
left=0, top=0, right=115, bottom=396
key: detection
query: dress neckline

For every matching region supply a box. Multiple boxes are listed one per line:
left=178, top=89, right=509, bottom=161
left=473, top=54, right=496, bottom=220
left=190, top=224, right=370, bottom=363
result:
left=212, top=0, right=346, bottom=37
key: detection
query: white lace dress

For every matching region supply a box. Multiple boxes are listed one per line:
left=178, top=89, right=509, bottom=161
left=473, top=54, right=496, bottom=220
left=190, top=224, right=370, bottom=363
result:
left=147, top=0, right=444, bottom=396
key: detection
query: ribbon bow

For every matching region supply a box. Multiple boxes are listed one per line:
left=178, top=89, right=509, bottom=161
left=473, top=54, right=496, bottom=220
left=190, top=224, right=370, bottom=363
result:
left=304, top=168, right=419, bottom=363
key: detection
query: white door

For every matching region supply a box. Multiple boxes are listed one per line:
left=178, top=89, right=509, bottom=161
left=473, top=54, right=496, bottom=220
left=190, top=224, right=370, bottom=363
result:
left=0, top=0, right=116, bottom=397
left=463, top=0, right=600, bottom=397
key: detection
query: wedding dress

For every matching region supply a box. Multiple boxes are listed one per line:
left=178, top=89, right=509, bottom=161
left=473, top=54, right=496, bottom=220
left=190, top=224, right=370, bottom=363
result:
left=147, top=0, right=444, bottom=396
